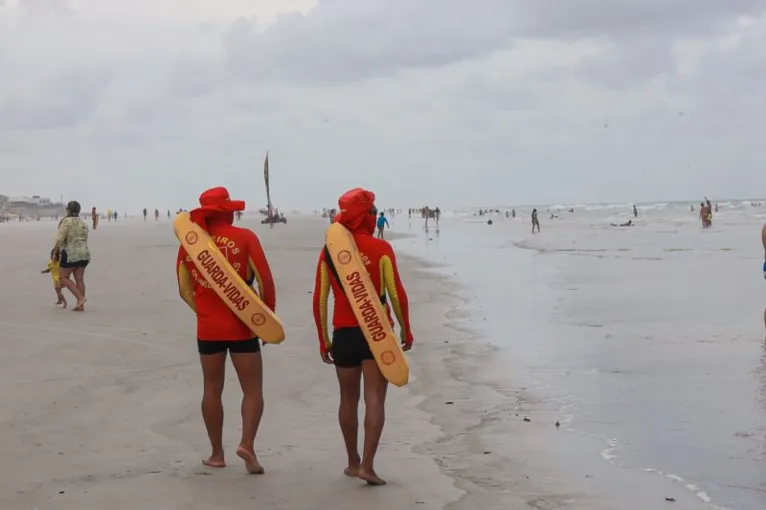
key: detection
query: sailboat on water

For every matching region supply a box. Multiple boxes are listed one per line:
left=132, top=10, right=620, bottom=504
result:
left=259, top=152, right=287, bottom=225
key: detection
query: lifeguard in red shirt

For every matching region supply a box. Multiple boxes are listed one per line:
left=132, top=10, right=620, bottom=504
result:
left=177, top=187, right=276, bottom=474
left=312, top=187, right=413, bottom=486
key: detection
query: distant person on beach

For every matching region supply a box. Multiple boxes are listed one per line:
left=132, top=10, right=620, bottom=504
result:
left=154, top=208, right=159, bottom=221
left=435, top=207, right=441, bottom=225
left=143, top=208, right=147, bottom=221
left=312, top=187, right=414, bottom=486
left=762, top=223, right=766, bottom=279
left=532, top=209, right=540, bottom=233
left=40, top=249, right=67, bottom=308
left=53, top=201, right=90, bottom=311
left=376, top=212, right=389, bottom=239
left=633, top=204, right=638, bottom=218
left=91, top=207, right=98, bottom=230
left=700, top=202, right=712, bottom=228
left=106, top=208, right=112, bottom=222
left=176, top=187, right=276, bottom=474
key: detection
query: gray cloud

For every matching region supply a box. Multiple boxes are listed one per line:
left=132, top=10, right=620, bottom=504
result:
left=508, top=0, right=765, bottom=39
left=216, top=0, right=765, bottom=87
left=17, top=0, right=72, bottom=19
left=222, top=0, right=517, bottom=84
left=0, top=67, right=112, bottom=130
left=1, top=1, right=765, bottom=209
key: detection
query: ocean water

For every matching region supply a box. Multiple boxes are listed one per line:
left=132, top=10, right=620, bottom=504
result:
left=391, top=202, right=766, bottom=510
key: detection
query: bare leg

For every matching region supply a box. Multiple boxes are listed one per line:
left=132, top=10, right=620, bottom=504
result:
left=230, top=351, right=265, bottom=474
left=73, top=267, right=86, bottom=310
left=336, top=366, right=362, bottom=476
left=55, top=286, right=67, bottom=308
left=200, top=352, right=227, bottom=468
left=58, top=268, right=84, bottom=306
left=358, top=360, right=388, bottom=485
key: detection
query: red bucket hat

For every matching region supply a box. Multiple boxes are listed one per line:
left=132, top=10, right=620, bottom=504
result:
left=190, top=187, right=245, bottom=226
left=336, top=187, right=376, bottom=231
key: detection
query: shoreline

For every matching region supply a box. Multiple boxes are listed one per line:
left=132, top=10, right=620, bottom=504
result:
left=393, top=218, right=738, bottom=510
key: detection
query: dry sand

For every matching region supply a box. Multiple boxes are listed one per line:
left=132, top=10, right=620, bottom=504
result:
left=0, top=217, right=478, bottom=510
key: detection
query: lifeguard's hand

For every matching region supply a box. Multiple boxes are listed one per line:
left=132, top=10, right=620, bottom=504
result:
left=321, top=351, right=334, bottom=364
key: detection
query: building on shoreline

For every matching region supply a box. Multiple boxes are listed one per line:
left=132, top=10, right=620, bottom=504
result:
left=0, top=194, right=64, bottom=220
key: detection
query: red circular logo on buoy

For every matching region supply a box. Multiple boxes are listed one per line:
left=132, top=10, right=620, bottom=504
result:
left=380, top=350, right=396, bottom=365
left=337, top=250, right=352, bottom=265
left=251, top=313, right=266, bottom=326
left=185, top=232, right=198, bottom=245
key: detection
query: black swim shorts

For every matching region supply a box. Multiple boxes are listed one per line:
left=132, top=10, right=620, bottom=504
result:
left=59, top=250, right=90, bottom=269
left=197, top=338, right=261, bottom=355
left=331, top=327, right=373, bottom=368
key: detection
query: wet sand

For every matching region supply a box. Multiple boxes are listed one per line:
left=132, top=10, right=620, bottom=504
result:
left=394, top=208, right=766, bottom=510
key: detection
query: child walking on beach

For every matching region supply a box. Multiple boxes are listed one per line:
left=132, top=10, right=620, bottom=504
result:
left=41, top=250, right=67, bottom=308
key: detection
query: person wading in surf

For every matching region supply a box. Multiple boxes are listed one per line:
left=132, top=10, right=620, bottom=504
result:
left=176, top=187, right=276, bottom=474
left=312, top=188, right=414, bottom=486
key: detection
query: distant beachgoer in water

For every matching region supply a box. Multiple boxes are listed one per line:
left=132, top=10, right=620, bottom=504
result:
left=143, top=208, right=148, bottom=221
left=53, top=201, right=90, bottom=311
left=633, top=204, right=638, bottom=218
left=531, top=209, right=540, bottom=233
left=376, top=212, right=389, bottom=239
left=435, top=207, right=441, bottom=226
left=611, top=220, right=633, bottom=227
left=91, top=207, right=98, bottom=230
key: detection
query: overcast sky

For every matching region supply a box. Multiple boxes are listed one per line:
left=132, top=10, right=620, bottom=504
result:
left=1, top=0, right=764, bottom=211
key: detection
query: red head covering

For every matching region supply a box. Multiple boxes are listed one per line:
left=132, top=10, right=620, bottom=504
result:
left=190, top=187, right=245, bottom=228
left=336, top=187, right=376, bottom=234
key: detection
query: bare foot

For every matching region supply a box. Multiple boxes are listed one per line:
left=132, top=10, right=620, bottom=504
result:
left=55, top=300, right=63, bottom=305
left=358, top=467, right=386, bottom=486
left=202, top=456, right=226, bottom=468
left=236, top=446, right=265, bottom=474
left=344, top=466, right=359, bottom=477
left=74, top=298, right=87, bottom=311
left=62, top=299, right=67, bottom=309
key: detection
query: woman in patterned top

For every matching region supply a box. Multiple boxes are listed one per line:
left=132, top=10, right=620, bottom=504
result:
left=53, top=201, right=91, bottom=311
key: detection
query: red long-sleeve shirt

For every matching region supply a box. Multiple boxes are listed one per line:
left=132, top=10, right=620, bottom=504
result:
left=312, top=232, right=413, bottom=353
left=177, top=220, right=275, bottom=341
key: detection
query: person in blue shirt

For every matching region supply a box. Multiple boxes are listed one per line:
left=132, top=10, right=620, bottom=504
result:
left=376, top=211, right=390, bottom=239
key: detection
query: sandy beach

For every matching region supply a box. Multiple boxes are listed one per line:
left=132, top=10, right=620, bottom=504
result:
left=3, top=206, right=765, bottom=510
left=0, top=217, right=466, bottom=510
